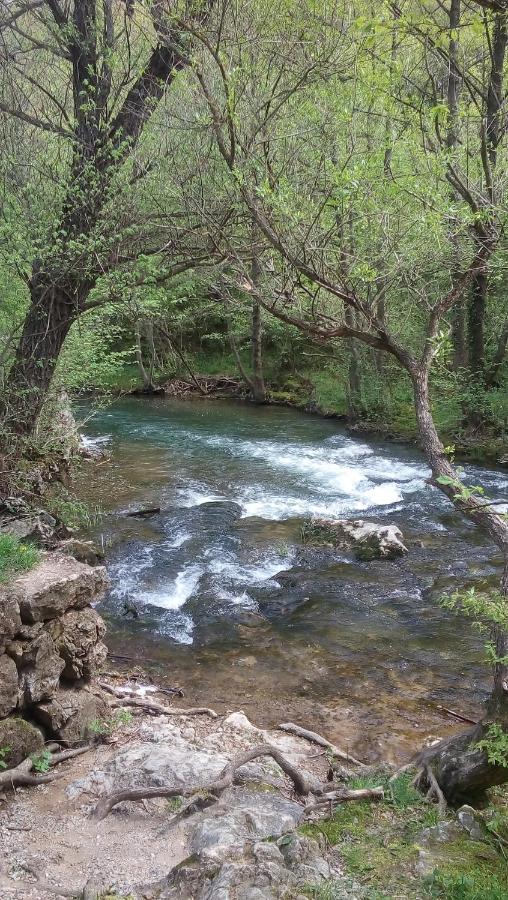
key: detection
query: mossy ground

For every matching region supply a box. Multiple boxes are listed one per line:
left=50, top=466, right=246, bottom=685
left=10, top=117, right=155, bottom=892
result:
left=300, top=773, right=508, bottom=900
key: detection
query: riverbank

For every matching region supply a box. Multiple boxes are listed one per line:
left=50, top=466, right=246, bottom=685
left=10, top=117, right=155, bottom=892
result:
left=1, top=687, right=507, bottom=900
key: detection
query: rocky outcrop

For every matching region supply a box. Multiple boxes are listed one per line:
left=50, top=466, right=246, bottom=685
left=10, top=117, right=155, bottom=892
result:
left=0, top=552, right=108, bottom=747
left=303, top=517, right=408, bottom=560
left=33, top=687, right=109, bottom=743
left=0, top=717, right=44, bottom=767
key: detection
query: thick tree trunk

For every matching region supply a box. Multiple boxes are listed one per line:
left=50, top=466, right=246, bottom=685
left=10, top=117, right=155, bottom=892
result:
left=411, top=364, right=508, bottom=800
left=468, top=265, right=488, bottom=375
left=0, top=276, right=80, bottom=441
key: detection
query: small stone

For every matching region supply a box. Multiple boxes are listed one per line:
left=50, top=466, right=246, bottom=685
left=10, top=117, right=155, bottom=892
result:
left=457, top=805, right=485, bottom=841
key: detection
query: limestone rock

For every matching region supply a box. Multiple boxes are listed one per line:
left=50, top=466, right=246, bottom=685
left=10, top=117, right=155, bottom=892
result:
left=0, top=717, right=44, bottom=768
left=457, top=805, right=485, bottom=841
left=33, top=688, right=109, bottom=744
left=0, top=653, right=19, bottom=717
left=48, top=607, right=107, bottom=680
left=0, top=512, right=56, bottom=545
left=304, top=518, right=408, bottom=560
left=12, top=552, right=108, bottom=624
left=0, top=591, right=21, bottom=652
left=9, top=630, right=65, bottom=704
left=190, top=787, right=304, bottom=853
left=58, top=538, right=105, bottom=568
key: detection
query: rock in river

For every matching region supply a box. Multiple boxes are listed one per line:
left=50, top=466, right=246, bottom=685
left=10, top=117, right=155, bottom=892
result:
left=303, top=518, right=408, bottom=560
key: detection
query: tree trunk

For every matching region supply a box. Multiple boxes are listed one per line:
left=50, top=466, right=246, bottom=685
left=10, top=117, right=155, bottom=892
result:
left=411, top=364, right=508, bottom=800
left=249, top=246, right=267, bottom=404
left=134, top=319, right=157, bottom=393
left=345, top=306, right=362, bottom=417
left=0, top=275, right=79, bottom=441
left=468, top=264, right=488, bottom=375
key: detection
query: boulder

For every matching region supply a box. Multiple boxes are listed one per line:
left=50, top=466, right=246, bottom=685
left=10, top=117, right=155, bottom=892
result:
left=0, top=653, right=19, bottom=717
left=303, top=518, right=408, bottom=560
left=33, top=688, right=109, bottom=744
left=190, top=787, right=304, bottom=854
left=58, top=538, right=105, bottom=568
left=0, top=717, right=44, bottom=768
left=48, top=607, right=107, bottom=681
left=8, top=630, right=65, bottom=704
left=0, top=512, right=56, bottom=545
left=0, top=591, right=21, bottom=652
left=12, top=552, right=108, bottom=624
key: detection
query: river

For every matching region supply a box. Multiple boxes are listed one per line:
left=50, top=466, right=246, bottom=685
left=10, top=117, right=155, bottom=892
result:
left=75, top=396, right=508, bottom=763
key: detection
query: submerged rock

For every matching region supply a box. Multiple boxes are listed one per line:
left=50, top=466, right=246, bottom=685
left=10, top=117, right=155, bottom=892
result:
left=302, top=518, right=408, bottom=560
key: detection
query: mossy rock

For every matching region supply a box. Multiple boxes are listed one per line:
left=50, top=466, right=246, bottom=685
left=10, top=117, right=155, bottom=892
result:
left=0, top=716, right=45, bottom=768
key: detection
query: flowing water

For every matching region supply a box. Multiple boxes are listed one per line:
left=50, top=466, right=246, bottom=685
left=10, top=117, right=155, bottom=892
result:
left=76, top=397, right=508, bottom=762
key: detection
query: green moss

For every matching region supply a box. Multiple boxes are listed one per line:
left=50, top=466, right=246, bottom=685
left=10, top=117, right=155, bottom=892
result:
left=0, top=534, right=40, bottom=584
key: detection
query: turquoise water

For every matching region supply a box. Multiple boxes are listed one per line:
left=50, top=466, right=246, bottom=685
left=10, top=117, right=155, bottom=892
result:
left=76, top=397, right=508, bottom=761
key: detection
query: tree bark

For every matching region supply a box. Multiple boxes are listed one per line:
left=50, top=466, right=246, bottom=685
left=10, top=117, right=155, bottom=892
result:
left=411, top=363, right=508, bottom=800
left=249, top=241, right=267, bottom=404
left=0, top=274, right=81, bottom=439
left=134, top=319, right=157, bottom=393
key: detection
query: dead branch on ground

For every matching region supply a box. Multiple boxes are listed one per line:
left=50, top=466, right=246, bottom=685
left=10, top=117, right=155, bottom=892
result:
left=0, top=744, right=93, bottom=791
left=278, top=722, right=366, bottom=768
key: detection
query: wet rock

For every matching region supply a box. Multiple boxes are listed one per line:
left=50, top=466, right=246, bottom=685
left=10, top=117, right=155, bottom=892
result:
left=303, top=518, right=408, bottom=560
left=13, top=552, right=108, bottom=624
left=457, top=805, right=485, bottom=841
left=190, top=787, right=304, bottom=853
left=9, top=630, right=65, bottom=704
left=33, top=688, right=109, bottom=744
left=0, top=653, right=19, bottom=716
left=48, top=607, right=107, bottom=681
left=0, top=717, right=44, bottom=768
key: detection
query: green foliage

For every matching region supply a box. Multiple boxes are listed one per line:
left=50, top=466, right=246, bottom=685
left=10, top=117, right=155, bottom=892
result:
left=45, top=487, right=103, bottom=531
left=0, top=747, right=11, bottom=771
left=476, top=725, right=508, bottom=769
left=0, top=535, right=40, bottom=584
left=88, top=710, right=133, bottom=740
left=30, top=749, right=52, bottom=774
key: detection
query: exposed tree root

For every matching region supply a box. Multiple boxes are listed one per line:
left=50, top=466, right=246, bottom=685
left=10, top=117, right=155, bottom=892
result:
left=110, top=697, right=218, bottom=718
left=304, top=786, right=384, bottom=815
left=0, top=744, right=93, bottom=791
left=278, top=721, right=366, bottom=767
left=93, top=742, right=315, bottom=820
left=92, top=741, right=381, bottom=822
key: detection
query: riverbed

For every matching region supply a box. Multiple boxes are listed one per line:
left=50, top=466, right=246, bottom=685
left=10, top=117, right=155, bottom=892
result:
left=75, top=397, right=508, bottom=762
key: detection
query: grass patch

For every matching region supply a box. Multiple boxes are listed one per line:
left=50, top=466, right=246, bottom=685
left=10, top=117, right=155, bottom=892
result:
left=301, top=773, right=508, bottom=900
left=0, top=534, right=40, bottom=583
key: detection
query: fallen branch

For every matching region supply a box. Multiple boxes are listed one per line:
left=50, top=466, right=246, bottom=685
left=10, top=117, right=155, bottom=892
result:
left=93, top=742, right=311, bottom=820
left=124, top=506, right=161, bottom=518
left=278, top=722, right=366, bottom=768
left=436, top=705, right=477, bottom=725
left=111, top=697, right=218, bottom=718
left=422, top=764, right=448, bottom=815
left=304, top=786, right=384, bottom=814
left=99, top=680, right=184, bottom=700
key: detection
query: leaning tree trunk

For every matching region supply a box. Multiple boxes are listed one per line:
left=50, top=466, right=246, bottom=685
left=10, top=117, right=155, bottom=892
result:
left=0, top=275, right=80, bottom=445
left=411, top=364, right=508, bottom=801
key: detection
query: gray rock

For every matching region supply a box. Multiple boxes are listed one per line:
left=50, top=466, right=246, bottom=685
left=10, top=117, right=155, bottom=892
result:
left=190, top=787, right=304, bottom=853
left=13, top=552, right=108, bottom=623
left=0, top=591, right=21, bottom=652
left=0, top=717, right=44, bottom=768
left=415, top=821, right=465, bottom=876
left=58, top=538, right=105, bottom=567
left=0, top=513, right=56, bottom=544
left=33, top=687, right=109, bottom=744
left=0, top=653, right=19, bottom=716
left=9, top=630, right=65, bottom=704
left=48, top=607, right=107, bottom=680
left=457, top=805, right=485, bottom=841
